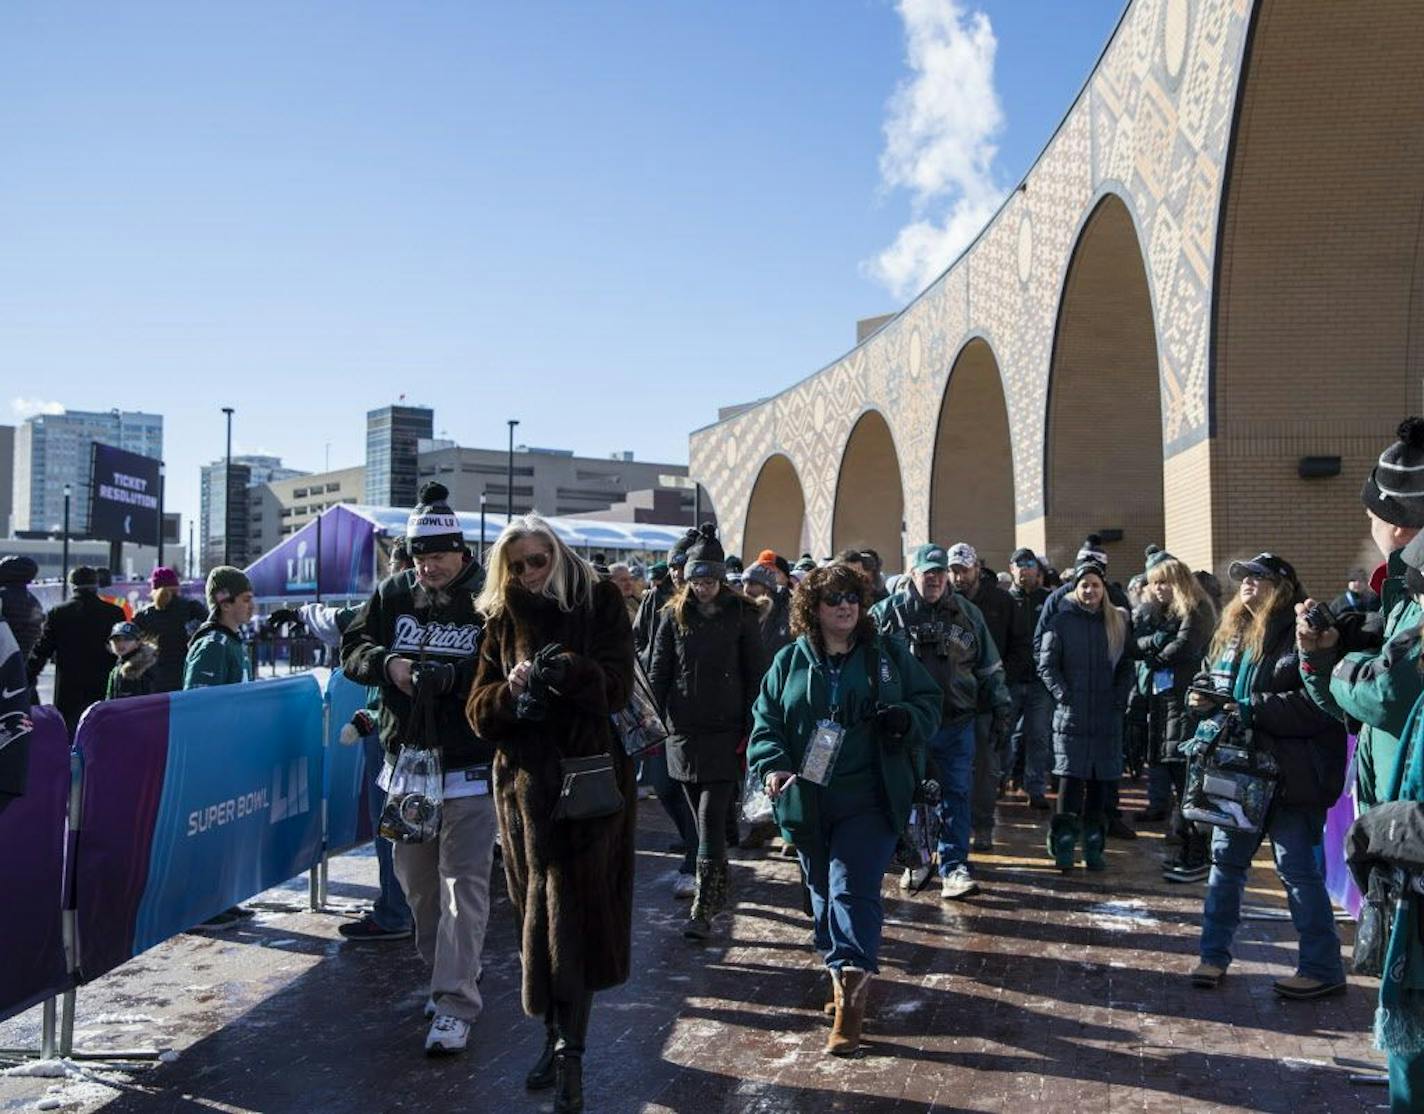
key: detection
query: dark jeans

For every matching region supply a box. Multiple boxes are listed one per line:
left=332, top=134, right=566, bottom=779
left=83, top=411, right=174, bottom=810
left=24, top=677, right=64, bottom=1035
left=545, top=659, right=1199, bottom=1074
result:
left=970, top=711, right=997, bottom=835
left=682, top=780, right=736, bottom=861
left=797, top=787, right=898, bottom=972
left=364, top=736, right=412, bottom=931
left=1008, top=681, right=1053, bottom=797
left=645, top=748, right=696, bottom=872
left=927, top=718, right=976, bottom=873
left=1147, top=762, right=1174, bottom=810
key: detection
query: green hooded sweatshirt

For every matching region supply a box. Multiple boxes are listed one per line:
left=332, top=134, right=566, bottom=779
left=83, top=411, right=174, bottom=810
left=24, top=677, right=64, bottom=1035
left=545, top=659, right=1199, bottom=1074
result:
left=183, top=621, right=252, bottom=689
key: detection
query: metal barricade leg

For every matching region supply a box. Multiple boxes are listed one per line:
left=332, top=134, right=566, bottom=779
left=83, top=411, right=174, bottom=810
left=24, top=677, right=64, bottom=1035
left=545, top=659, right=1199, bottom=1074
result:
left=40, top=997, right=56, bottom=1059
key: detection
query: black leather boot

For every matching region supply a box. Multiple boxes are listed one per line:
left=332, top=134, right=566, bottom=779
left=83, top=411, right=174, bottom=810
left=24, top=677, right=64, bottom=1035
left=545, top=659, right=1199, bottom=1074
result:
left=525, top=1023, right=558, bottom=1090
left=554, top=1052, right=583, bottom=1113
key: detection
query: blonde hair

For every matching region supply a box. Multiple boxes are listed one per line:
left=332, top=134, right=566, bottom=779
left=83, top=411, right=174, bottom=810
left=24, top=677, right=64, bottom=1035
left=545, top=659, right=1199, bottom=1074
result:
left=1146, top=557, right=1216, bottom=624
left=151, top=585, right=179, bottom=609
left=1075, top=570, right=1127, bottom=661
left=1210, top=576, right=1294, bottom=661
left=475, top=513, right=596, bottom=620
left=665, top=579, right=735, bottom=631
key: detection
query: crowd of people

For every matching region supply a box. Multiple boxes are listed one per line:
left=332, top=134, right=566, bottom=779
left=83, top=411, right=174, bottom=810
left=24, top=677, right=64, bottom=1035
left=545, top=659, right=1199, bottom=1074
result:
left=10, top=417, right=1424, bottom=1112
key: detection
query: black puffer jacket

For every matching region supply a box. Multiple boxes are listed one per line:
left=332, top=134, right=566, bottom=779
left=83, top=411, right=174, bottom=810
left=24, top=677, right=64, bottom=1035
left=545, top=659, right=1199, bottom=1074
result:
left=633, top=579, right=675, bottom=671
left=341, top=560, right=492, bottom=770
left=1038, top=600, right=1134, bottom=780
left=966, top=572, right=1032, bottom=687
left=1133, top=598, right=1216, bottom=763
left=27, top=589, right=126, bottom=734
left=1224, top=609, right=1347, bottom=810
left=133, top=595, right=208, bottom=693
left=649, top=587, right=767, bottom=783
left=0, top=580, right=44, bottom=665
left=756, top=588, right=793, bottom=658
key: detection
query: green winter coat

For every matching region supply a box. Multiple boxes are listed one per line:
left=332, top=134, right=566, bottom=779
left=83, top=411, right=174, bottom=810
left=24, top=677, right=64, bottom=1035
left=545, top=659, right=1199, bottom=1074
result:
left=748, top=633, right=942, bottom=847
left=183, top=622, right=252, bottom=689
left=1301, top=546, right=1424, bottom=807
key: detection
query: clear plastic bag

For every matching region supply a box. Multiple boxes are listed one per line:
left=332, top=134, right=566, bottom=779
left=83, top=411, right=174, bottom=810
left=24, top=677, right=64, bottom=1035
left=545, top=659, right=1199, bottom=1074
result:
left=1181, top=713, right=1277, bottom=834
left=379, top=745, right=444, bottom=843
left=741, top=768, right=774, bottom=825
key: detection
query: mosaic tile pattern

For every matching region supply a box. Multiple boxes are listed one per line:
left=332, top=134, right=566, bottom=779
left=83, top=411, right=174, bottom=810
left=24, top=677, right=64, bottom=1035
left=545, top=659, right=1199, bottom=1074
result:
left=690, top=0, right=1254, bottom=560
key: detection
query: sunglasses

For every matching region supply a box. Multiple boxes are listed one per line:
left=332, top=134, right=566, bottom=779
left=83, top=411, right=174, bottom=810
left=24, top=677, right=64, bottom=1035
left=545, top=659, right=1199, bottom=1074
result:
left=821, top=591, right=861, bottom=607
left=508, top=552, right=551, bottom=576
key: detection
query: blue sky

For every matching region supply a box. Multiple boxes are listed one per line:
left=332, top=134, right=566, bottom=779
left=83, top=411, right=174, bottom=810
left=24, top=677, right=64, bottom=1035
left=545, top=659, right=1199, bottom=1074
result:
left=0, top=1, right=1123, bottom=535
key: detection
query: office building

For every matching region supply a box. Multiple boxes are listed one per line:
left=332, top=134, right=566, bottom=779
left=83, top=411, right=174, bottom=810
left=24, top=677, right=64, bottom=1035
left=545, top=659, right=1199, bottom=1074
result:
left=0, top=425, right=13, bottom=537
left=249, top=464, right=365, bottom=556
left=416, top=444, right=697, bottom=520
left=200, top=455, right=305, bottom=572
left=365, top=404, right=433, bottom=509
left=12, top=409, right=163, bottom=535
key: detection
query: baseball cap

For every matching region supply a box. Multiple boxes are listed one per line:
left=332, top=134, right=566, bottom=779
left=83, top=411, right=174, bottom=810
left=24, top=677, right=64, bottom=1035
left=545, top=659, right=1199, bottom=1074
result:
left=946, top=543, right=978, bottom=568
left=910, top=544, right=949, bottom=573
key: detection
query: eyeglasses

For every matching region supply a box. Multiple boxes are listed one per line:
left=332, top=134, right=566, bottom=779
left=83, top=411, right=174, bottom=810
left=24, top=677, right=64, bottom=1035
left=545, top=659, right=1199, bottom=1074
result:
left=508, top=552, right=551, bottom=576
left=821, top=591, right=861, bottom=607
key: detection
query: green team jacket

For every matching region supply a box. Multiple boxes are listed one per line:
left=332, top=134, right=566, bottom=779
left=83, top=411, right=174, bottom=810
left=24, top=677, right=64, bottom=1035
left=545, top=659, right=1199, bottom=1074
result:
left=748, top=633, right=942, bottom=847
left=1301, top=546, right=1424, bottom=807
left=183, top=622, right=252, bottom=689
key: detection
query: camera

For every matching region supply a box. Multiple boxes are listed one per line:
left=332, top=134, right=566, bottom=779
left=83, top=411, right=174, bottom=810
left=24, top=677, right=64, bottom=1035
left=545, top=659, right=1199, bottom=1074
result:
left=1303, top=601, right=1336, bottom=632
left=907, top=622, right=950, bottom=659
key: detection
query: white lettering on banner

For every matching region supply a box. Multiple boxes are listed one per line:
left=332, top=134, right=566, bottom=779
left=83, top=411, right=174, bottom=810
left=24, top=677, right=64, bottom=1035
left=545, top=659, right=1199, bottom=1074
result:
left=391, top=614, right=480, bottom=656
left=183, top=758, right=312, bottom=837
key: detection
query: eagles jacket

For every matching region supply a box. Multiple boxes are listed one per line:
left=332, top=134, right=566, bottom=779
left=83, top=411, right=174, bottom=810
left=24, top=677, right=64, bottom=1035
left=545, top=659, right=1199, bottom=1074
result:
left=340, top=559, right=492, bottom=770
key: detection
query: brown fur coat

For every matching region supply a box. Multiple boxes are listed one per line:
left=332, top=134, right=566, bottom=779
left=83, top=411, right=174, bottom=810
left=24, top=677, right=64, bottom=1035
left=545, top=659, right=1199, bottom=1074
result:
left=466, top=577, right=636, bottom=1016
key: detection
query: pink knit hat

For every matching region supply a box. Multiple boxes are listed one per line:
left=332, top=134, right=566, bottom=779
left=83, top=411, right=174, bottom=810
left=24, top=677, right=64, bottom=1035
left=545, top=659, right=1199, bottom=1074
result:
left=149, top=566, right=180, bottom=589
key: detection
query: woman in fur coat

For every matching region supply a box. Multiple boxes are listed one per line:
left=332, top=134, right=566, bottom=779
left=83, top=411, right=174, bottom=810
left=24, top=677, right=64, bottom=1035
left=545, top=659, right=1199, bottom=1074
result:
left=467, top=514, right=635, bottom=1114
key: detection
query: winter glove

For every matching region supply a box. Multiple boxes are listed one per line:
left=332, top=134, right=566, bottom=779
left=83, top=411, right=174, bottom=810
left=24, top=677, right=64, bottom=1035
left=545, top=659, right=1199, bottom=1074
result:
left=338, top=709, right=377, bottom=745
left=875, top=703, right=912, bottom=740
left=412, top=660, right=458, bottom=696
left=530, top=642, right=569, bottom=692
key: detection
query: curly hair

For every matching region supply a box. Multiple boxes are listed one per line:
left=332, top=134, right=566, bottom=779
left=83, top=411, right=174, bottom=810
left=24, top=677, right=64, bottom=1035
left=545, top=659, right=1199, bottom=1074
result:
left=790, top=563, right=876, bottom=653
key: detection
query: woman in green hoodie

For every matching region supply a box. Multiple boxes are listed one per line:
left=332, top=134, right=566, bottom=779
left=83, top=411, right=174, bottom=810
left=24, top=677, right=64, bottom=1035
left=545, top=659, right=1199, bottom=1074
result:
left=749, top=562, right=941, bottom=1058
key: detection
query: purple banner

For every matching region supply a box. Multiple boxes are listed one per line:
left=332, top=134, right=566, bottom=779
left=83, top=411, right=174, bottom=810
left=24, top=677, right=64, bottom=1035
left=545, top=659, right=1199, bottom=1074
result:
left=73, top=693, right=171, bottom=981
left=1323, top=734, right=1362, bottom=919
left=31, top=579, right=205, bottom=616
left=0, top=707, right=74, bottom=1021
left=245, top=506, right=377, bottom=599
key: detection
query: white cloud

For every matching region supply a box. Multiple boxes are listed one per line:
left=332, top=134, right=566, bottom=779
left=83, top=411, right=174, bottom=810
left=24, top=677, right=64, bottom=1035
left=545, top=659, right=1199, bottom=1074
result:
left=10, top=397, right=65, bottom=419
left=865, top=0, right=1008, bottom=300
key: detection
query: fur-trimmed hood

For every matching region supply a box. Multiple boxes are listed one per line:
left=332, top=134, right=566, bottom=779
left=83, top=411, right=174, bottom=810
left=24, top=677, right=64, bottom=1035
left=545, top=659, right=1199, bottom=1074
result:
left=118, top=642, right=158, bottom=680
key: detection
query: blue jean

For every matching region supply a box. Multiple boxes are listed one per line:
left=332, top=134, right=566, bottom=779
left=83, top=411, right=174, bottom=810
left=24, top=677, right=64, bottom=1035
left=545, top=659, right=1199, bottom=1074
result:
left=1008, top=681, right=1053, bottom=797
left=1198, top=803, right=1344, bottom=982
left=364, top=736, right=413, bottom=932
left=927, top=718, right=976, bottom=874
left=797, top=787, right=898, bottom=972
left=1147, top=762, right=1174, bottom=811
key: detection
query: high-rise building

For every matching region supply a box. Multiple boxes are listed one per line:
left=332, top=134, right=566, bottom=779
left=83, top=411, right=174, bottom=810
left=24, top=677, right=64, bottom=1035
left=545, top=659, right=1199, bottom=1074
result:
left=366, top=404, right=433, bottom=509
left=0, top=425, right=14, bottom=537
left=12, top=409, right=163, bottom=535
left=199, top=454, right=305, bottom=572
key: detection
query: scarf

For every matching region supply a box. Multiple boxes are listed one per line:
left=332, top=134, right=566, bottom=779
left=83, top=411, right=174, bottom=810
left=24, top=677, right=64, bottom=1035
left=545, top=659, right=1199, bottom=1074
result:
left=1375, top=693, right=1424, bottom=1054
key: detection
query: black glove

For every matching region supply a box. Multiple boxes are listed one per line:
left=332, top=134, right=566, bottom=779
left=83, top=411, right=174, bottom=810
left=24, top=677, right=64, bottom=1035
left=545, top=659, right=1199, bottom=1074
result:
left=530, top=642, right=569, bottom=691
left=875, top=703, right=912, bottom=740
left=267, top=607, right=302, bottom=629
left=412, top=660, right=458, bottom=696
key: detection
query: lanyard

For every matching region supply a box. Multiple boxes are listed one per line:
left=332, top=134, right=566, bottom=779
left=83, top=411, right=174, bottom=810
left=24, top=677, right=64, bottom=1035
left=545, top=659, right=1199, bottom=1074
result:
left=825, top=662, right=842, bottom=724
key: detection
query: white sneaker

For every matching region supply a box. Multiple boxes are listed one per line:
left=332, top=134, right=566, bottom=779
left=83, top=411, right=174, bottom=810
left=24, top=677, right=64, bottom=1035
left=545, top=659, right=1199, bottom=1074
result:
left=899, top=865, right=931, bottom=891
left=425, top=1014, right=469, bottom=1055
left=672, top=872, right=696, bottom=899
left=940, top=866, right=980, bottom=901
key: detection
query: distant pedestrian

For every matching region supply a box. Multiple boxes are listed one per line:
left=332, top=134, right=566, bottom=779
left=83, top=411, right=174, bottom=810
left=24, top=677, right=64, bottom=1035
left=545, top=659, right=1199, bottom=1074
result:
left=134, top=566, right=208, bottom=693
left=103, top=621, right=158, bottom=700
left=1331, top=568, right=1381, bottom=617
left=27, top=566, right=126, bottom=735
left=0, top=556, right=44, bottom=702
left=1005, top=547, right=1052, bottom=810
left=0, top=611, right=33, bottom=816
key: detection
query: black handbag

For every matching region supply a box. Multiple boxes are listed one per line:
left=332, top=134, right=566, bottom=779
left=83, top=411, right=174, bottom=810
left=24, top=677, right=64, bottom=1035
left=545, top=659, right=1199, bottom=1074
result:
left=1354, top=865, right=1403, bottom=978
left=551, top=753, right=624, bottom=822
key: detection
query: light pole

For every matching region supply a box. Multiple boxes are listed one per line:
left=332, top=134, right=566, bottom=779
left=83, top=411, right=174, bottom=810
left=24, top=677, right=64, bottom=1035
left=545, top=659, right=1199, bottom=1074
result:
left=157, top=460, right=166, bottom=569
left=479, top=492, right=487, bottom=563
left=506, top=419, right=519, bottom=520
left=222, top=407, right=235, bottom=566
left=62, top=483, right=72, bottom=599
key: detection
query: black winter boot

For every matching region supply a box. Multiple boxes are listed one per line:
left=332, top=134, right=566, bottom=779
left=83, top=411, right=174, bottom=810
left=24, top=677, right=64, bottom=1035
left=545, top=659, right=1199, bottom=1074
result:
left=553, top=1052, right=583, bottom=1114
left=684, top=857, right=716, bottom=940
left=525, top=1021, right=558, bottom=1090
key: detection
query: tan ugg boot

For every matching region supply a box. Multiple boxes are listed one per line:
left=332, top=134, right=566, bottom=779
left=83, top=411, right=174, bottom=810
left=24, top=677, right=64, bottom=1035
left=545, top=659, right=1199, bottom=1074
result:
left=823, top=971, right=839, bottom=1019
left=826, top=966, right=871, bottom=1056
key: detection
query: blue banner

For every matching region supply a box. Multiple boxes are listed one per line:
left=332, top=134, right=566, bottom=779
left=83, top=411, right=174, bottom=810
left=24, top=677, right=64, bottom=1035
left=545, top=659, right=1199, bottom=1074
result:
left=129, top=676, right=324, bottom=953
left=324, top=670, right=374, bottom=853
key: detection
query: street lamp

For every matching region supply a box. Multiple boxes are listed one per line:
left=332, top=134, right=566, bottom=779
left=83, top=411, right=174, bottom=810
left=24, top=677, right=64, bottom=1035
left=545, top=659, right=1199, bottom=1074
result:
left=506, top=419, right=520, bottom=520
left=62, top=483, right=72, bottom=599
left=479, top=492, right=487, bottom=563
left=222, top=407, right=235, bottom=566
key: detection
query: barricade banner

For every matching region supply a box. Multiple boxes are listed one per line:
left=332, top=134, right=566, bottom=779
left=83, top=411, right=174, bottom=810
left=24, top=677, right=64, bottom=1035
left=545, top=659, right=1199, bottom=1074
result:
left=0, top=707, right=73, bottom=1022
left=74, top=676, right=324, bottom=980
left=324, top=670, right=374, bottom=853
left=1323, top=733, right=1363, bottom=919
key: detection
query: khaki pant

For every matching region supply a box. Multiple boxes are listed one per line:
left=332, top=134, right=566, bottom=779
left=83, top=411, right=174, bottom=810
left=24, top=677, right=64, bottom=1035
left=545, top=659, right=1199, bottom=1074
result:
left=392, top=793, right=497, bottom=1022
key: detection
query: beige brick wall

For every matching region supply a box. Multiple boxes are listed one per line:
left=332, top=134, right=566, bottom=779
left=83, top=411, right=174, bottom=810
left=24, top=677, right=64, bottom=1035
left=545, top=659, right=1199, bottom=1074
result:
left=1209, top=0, right=1424, bottom=600
left=742, top=453, right=807, bottom=564
left=832, top=411, right=906, bottom=571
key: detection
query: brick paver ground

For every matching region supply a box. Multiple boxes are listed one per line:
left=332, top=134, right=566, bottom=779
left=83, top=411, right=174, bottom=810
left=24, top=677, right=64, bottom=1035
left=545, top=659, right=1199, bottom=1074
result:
left=0, top=780, right=1389, bottom=1112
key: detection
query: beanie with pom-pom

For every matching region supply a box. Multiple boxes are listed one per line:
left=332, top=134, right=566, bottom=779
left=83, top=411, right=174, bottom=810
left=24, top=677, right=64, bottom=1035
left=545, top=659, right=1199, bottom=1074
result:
left=406, top=482, right=465, bottom=554
left=1076, top=533, right=1108, bottom=568
left=683, top=523, right=726, bottom=581
left=1363, top=417, right=1424, bottom=528
left=668, top=527, right=700, bottom=567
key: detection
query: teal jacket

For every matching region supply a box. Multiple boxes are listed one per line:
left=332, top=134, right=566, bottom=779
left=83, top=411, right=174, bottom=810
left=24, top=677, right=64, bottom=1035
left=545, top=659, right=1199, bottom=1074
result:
left=183, top=622, right=252, bottom=689
left=1301, top=546, right=1424, bottom=807
left=748, top=633, right=942, bottom=846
